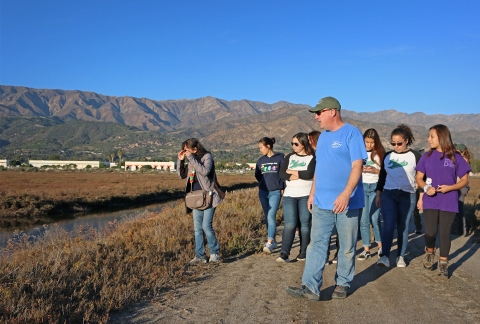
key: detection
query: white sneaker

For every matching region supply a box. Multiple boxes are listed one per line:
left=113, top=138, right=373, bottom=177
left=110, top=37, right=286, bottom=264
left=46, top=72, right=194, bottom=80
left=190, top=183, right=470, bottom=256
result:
left=209, top=253, right=220, bottom=263
left=396, top=256, right=407, bottom=268
left=378, top=247, right=383, bottom=259
left=377, top=255, right=390, bottom=267
left=263, top=241, right=277, bottom=253
left=189, top=257, right=207, bottom=265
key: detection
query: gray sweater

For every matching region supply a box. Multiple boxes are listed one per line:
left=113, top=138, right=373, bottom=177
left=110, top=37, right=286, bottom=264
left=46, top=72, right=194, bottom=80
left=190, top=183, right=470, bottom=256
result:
left=177, top=153, right=223, bottom=208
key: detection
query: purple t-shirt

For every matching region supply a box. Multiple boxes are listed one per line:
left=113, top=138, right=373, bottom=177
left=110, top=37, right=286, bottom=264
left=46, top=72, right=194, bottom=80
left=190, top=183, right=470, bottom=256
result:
left=416, top=151, right=471, bottom=213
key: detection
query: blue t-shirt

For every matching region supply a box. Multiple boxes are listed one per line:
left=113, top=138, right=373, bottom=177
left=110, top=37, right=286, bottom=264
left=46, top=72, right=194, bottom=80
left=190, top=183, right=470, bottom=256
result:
left=314, top=123, right=367, bottom=210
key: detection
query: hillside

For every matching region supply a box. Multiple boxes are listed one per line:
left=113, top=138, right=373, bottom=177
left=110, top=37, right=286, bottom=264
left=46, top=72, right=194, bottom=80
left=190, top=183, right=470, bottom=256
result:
left=0, top=85, right=479, bottom=162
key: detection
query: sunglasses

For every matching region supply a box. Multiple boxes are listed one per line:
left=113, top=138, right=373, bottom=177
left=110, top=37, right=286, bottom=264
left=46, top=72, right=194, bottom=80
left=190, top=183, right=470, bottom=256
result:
left=291, top=142, right=300, bottom=147
left=390, top=141, right=405, bottom=147
left=315, top=108, right=333, bottom=116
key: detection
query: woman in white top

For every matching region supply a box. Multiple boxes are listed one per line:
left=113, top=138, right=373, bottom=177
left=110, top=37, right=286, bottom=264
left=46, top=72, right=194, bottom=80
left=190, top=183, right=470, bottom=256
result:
left=277, top=133, right=316, bottom=262
left=357, top=128, right=385, bottom=260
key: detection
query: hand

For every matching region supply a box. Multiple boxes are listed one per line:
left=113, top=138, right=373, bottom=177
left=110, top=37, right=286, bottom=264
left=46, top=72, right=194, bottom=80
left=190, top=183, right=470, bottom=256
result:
left=436, top=185, right=451, bottom=194
left=333, top=191, right=350, bottom=214
left=417, top=198, right=423, bottom=211
left=307, top=195, right=314, bottom=213
left=177, top=150, right=186, bottom=160
left=375, top=191, right=381, bottom=208
left=426, top=186, right=436, bottom=196
left=286, top=169, right=294, bottom=174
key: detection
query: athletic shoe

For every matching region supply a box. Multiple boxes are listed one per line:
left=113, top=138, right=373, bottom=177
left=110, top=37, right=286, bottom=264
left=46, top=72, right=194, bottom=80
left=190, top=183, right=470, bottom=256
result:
left=357, top=250, right=371, bottom=261
left=332, top=285, right=349, bottom=299
left=209, top=253, right=220, bottom=263
left=286, top=285, right=320, bottom=301
left=438, top=260, right=449, bottom=278
left=415, top=229, right=423, bottom=234
left=396, top=256, right=407, bottom=268
left=296, top=252, right=306, bottom=261
left=378, top=247, right=383, bottom=258
left=189, top=257, right=207, bottom=265
left=377, top=255, right=390, bottom=267
left=276, top=251, right=290, bottom=263
left=263, top=241, right=278, bottom=253
left=423, top=250, right=435, bottom=269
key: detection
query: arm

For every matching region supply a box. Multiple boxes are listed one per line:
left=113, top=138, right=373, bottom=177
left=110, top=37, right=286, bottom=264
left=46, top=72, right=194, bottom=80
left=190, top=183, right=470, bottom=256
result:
left=177, top=150, right=188, bottom=179
left=416, top=171, right=436, bottom=196
left=375, top=154, right=388, bottom=207
left=307, top=174, right=316, bottom=213
left=437, top=173, right=469, bottom=193
left=279, top=154, right=292, bottom=181
left=417, top=192, right=424, bottom=211
left=333, top=159, right=363, bottom=214
left=186, top=153, right=213, bottom=176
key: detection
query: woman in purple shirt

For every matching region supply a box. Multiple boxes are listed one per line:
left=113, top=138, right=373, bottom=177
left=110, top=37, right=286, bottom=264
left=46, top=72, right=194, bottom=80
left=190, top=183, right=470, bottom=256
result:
left=415, top=124, right=471, bottom=277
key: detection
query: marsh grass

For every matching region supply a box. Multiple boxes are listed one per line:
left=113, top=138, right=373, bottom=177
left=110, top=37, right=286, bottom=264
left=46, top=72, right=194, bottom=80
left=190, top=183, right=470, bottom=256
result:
left=0, top=188, right=275, bottom=323
left=0, top=170, right=257, bottom=227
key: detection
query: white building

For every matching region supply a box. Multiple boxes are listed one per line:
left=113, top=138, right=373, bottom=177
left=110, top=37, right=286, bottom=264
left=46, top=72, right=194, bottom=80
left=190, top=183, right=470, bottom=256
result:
left=125, top=161, right=175, bottom=171
left=0, top=159, right=8, bottom=168
left=29, top=160, right=110, bottom=169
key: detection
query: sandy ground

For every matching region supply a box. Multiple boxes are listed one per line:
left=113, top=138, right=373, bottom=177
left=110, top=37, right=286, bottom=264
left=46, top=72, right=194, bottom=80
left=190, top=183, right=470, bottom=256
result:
left=111, top=221, right=480, bottom=324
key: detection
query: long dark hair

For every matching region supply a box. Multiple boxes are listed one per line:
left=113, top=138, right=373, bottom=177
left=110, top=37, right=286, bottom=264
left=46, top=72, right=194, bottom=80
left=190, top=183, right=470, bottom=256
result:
left=456, top=145, right=471, bottom=165
left=292, top=132, right=314, bottom=156
left=183, top=138, right=209, bottom=158
left=427, top=124, right=456, bottom=164
left=258, top=137, right=276, bottom=149
left=308, top=130, right=321, bottom=149
left=363, top=128, right=385, bottom=167
left=391, top=124, right=415, bottom=146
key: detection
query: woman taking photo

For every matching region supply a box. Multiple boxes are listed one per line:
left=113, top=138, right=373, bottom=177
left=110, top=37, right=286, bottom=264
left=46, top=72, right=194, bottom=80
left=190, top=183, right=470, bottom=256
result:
left=357, top=128, right=385, bottom=260
left=255, top=137, right=285, bottom=253
left=376, top=124, right=421, bottom=268
left=277, top=133, right=316, bottom=262
left=416, top=125, right=471, bottom=277
left=177, top=138, right=224, bottom=264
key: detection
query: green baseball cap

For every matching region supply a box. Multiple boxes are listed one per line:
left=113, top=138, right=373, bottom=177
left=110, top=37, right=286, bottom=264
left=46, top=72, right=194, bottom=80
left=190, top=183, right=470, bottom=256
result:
left=309, top=96, right=341, bottom=113
left=455, top=143, right=467, bottom=151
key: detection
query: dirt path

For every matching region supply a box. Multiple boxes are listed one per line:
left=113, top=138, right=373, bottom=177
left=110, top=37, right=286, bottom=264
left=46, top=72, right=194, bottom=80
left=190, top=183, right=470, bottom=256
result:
left=111, top=222, right=480, bottom=323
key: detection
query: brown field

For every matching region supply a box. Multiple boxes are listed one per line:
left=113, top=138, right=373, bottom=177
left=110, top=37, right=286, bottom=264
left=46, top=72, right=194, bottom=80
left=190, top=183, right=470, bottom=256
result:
left=0, top=169, right=258, bottom=227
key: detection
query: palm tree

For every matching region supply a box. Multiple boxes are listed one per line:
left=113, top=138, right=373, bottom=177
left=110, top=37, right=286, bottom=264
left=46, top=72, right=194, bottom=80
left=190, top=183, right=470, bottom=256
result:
left=110, top=153, right=115, bottom=163
left=117, top=149, right=123, bottom=164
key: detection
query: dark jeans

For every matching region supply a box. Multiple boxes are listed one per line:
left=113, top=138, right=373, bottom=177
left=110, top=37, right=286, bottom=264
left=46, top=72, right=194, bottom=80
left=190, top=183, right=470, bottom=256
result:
left=452, top=186, right=470, bottom=234
left=281, top=195, right=311, bottom=255
left=424, top=209, right=456, bottom=258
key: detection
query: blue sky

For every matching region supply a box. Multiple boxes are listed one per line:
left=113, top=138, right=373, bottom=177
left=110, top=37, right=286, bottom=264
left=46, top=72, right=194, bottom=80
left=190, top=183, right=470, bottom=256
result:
left=1, top=1, right=479, bottom=114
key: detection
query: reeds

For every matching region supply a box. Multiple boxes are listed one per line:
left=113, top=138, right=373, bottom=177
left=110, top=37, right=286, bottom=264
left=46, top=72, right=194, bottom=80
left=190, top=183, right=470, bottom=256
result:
left=0, top=188, right=277, bottom=323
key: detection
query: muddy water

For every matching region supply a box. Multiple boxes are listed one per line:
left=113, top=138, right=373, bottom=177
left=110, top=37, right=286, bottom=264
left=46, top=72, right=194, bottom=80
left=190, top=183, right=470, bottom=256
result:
left=0, top=201, right=176, bottom=248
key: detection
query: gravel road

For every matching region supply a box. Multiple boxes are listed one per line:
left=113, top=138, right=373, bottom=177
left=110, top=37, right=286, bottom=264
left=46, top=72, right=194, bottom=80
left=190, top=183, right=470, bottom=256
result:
left=111, top=222, right=480, bottom=324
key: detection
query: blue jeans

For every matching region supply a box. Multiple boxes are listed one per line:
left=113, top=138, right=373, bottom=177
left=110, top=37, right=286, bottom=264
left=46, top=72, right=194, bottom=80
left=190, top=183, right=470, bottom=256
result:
left=192, top=207, right=220, bottom=258
left=259, top=189, right=282, bottom=240
left=281, top=195, right=311, bottom=255
left=302, top=205, right=360, bottom=295
left=380, top=189, right=415, bottom=258
left=359, top=183, right=382, bottom=247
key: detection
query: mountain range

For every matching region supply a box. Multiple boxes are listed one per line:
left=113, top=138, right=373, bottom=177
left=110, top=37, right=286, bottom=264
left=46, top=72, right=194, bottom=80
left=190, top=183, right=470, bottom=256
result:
left=0, top=85, right=479, bottom=161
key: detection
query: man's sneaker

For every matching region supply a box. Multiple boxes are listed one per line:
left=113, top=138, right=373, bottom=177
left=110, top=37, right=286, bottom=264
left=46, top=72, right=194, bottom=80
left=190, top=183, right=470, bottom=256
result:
left=296, top=252, right=306, bottom=261
left=378, top=247, right=383, bottom=258
left=332, top=285, right=349, bottom=299
left=276, top=251, right=290, bottom=263
left=263, top=241, right=278, bottom=253
left=438, top=260, right=449, bottom=278
left=286, top=284, right=320, bottom=301
left=415, top=229, right=423, bottom=235
left=423, top=249, right=435, bottom=269
left=209, top=253, right=220, bottom=263
left=396, top=256, right=407, bottom=268
left=357, top=250, right=371, bottom=261
left=377, top=255, right=390, bottom=267
left=189, top=257, right=207, bottom=265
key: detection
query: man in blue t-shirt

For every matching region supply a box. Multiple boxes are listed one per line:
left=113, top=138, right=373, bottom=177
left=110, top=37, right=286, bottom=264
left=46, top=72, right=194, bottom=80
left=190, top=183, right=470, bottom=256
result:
left=286, top=96, right=367, bottom=300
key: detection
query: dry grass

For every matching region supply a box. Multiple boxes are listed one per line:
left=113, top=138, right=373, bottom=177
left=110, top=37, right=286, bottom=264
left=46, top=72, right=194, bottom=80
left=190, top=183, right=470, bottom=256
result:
left=0, top=188, right=277, bottom=323
left=464, top=177, right=480, bottom=230
left=0, top=169, right=257, bottom=227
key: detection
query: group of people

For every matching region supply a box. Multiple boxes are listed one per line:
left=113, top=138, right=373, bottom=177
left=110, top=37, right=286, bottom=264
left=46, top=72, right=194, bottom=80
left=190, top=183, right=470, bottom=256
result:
left=175, top=96, right=472, bottom=301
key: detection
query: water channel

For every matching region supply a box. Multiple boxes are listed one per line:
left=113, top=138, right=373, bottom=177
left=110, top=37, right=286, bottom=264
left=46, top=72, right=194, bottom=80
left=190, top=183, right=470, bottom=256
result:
left=0, top=201, right=174, bottom=248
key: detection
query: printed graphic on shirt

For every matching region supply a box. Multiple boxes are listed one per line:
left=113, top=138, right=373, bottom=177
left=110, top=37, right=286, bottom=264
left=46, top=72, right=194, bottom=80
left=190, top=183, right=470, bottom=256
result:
left=332, top=141, right=342, bottom=148
left=365, top=160, right=376, bottom=166
left=289, top=159, right=307, bottom=169
left=388, top=158, right=408, bottom=169
left=261, top=163, right=279, bottom=173
left=444, top=159, right=455, bottom=168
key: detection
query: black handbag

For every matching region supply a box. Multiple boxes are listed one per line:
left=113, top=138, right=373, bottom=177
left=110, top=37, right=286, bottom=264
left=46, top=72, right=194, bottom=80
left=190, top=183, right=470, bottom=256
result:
left=185, top=173, right=216, bottom=211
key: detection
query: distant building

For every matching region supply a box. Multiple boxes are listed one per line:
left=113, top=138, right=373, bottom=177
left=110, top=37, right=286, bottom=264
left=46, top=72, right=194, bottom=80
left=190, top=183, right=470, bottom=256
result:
left=0, top=159, right=9, bottom=168
left=124, top=161, right=175, bottom=171
left=29, top=160, right=109, bottom=169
